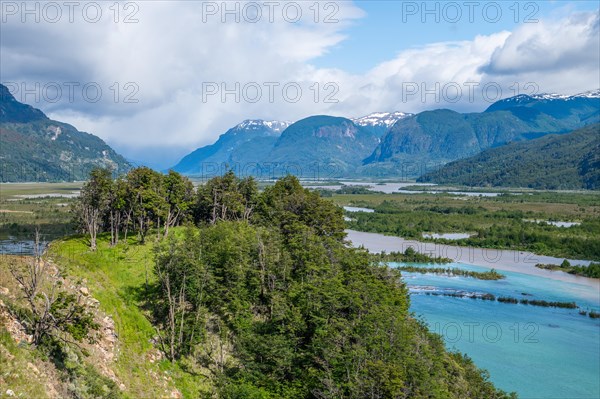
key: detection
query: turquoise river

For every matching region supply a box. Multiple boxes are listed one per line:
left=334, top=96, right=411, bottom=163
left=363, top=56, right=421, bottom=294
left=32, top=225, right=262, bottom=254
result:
left=347, top=230, right=600, bottom=399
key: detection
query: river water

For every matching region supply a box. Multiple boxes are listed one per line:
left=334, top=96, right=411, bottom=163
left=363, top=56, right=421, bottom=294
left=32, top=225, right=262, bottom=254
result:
left=346, top=230, right=600, bottom=398
left=0, top=237, right=48, bottom=255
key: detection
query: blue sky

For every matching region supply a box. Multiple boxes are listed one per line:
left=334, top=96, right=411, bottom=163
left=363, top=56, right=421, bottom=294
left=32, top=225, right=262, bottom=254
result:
left=315, top=1, right=600, bottom=73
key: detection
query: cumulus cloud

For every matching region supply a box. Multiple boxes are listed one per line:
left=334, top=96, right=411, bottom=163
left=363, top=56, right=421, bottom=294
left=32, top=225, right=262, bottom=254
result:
left=1, top=1, right=598, bottom=168
left=481, top=12, right=599, bottom=75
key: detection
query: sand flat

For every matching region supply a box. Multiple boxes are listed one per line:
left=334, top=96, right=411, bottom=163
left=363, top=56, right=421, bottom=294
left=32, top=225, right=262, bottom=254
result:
left=346, top=229, right=600, bottom=289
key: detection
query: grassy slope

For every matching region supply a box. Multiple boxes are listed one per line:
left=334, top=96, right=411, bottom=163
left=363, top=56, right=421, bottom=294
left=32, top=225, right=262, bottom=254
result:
left=45, top=232, right=212, bottom=398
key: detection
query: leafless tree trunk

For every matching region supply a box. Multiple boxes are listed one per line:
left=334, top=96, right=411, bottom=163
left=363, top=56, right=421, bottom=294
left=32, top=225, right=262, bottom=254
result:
left=154, top=258, right=188, bottom=362
left=82, top=205, right=100, bottom=250
left=211, top=190, right=219, bottom=225
left=243, top=205, right=253, bottom=221
left=123, top=209, right=132, bottom=242
left=164, top=207, right=182, bottom=238
left=9, top=230, right=59, bottom=345
left=109, top=210, right=121, bottom=246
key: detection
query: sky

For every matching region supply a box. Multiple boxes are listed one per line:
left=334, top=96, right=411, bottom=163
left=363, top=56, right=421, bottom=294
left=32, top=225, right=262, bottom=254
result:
left=1, top=0, right=599, bottom=169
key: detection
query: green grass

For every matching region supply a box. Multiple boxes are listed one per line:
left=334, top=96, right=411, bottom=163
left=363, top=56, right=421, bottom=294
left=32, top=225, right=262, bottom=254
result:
left=46, top=232, right=212, bottom=398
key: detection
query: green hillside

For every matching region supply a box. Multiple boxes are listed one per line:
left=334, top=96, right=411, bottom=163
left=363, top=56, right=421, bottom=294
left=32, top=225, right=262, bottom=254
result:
left=0, top=84, right=131, bottom=182
left=268, top=115, right=380, bottom=177
left=418, top=124, right=600, bottom=189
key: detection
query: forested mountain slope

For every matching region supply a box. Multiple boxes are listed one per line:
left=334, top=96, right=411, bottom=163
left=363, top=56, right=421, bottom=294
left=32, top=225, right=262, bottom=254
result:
left=418, top=123, right=600, bottom=189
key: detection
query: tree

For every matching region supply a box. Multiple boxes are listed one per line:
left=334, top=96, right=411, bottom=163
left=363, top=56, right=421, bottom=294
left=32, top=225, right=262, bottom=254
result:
left=256, top=175, right=345, bottom=241
left=76, top=168, right=113, bottom=250
left=105, top=177, right=128, bottom=246
left=147, top=173, right=515, bottom=398
left=126, top=167, right=166, bottom=243
left=9, top=230, right=98, bottom=345
left=153, top=230, right=210, bottom=361
left=163, top=170, right=195, bottom=237
left=195, top=170, right=258, bottom=224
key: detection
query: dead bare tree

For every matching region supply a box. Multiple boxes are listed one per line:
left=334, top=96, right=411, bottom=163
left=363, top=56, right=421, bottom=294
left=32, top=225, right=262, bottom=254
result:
left=154, top=255, right=188, bottom=362
left=9, top=229, right=51, bottom=343
left=10, top=229, right=98, bottom=346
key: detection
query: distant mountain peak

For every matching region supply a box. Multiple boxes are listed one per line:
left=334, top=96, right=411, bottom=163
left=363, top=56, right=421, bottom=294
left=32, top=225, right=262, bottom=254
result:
left=236, top=119, right=291, bottom=132
left=486, top=89, right=600, bottom=114
left=352, top=112, right=412, bottom=127
left=530, top=93, right=571, bottom=100
left=501, top=89, right=600, bottom=103
left=573, top=89, right=600, bottom=99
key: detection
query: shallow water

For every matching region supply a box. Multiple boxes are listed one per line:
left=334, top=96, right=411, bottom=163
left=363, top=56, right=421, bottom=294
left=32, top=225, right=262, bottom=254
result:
left=343, top=206, right=374, bottom=213
left=524, top=219, right=581, bottom=228
left=396, top=189, right=501, bottom=196
left=0, top=238, right=47, bottom=255
left=346, top=230, right=597, bottom=288
left=346, top=230, right=600, bottom=397
left=422, top=232, right=473, bottom=240
left=338, top=181, right=436, bottom=194
left=13, top=191, right=80, bottom=199
left=303, top=181, right=436, bottom=194
left=398, top=262, right=600, bottom=398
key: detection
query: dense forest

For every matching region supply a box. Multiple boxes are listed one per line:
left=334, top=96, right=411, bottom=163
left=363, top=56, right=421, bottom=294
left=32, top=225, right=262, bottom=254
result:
left=418, top=124, right=600, bottom=189
left=59, top=167, right=514, bottom=398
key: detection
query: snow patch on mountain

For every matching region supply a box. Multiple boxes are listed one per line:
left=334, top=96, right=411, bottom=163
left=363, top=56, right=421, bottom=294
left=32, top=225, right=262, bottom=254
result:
left=351, top=112, right=412, bottom=127
left=46, top=126, right=62, bottom=141
left=531, top=93, right=571, bottom=100
left=573, top=89, right=600, bottom=99
left=498, top=89, right=600, bottom=104
left=236, top=119, right=291, bottom=132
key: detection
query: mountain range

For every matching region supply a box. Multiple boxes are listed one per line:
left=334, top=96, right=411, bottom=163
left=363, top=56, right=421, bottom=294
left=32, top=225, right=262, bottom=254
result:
left=171, top=112, right=411, bottom=177
left=2, top=82, right=599, bottom=185
left=172, top=91, right=599, bottom=179
left=0, top=84, right=131, bottom=182
left=172, top=119, right=290, bottom=176
left=364, top=90, right=600, bottom=174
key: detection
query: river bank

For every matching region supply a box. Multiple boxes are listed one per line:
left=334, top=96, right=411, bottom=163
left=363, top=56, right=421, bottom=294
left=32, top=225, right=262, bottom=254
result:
left=346, top=229, right=600, bottom=291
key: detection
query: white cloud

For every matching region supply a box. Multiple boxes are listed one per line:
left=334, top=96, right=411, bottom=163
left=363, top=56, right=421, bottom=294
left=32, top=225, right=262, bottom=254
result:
left=482, top=12, right=599, bottom=74
left=1, top=2, right=598, bottom=168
